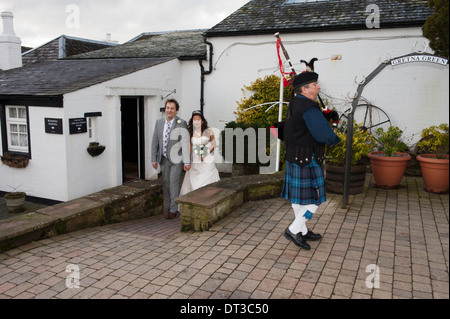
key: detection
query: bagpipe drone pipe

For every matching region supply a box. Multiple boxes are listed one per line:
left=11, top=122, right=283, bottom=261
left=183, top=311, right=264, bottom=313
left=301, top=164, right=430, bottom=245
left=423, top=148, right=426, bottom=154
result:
left=271, top=33, right=340, bottom=141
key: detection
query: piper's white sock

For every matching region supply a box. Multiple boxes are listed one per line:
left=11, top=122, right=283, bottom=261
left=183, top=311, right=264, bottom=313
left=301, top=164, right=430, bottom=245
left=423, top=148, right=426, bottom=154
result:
left=289, top=204, right=319, bottom=235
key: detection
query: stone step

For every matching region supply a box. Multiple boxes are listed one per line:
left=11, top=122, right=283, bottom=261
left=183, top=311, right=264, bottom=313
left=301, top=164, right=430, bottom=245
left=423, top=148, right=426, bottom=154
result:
left=176, top=171, right=284, bottom=232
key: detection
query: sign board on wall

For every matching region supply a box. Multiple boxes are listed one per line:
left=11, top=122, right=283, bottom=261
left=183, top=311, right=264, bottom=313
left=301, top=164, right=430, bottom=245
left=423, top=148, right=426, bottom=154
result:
left=69, top=118, right=87, bottom=135
left=45, top=118, right=63, bottom=134
left=390, top=55, right=449, bottom=67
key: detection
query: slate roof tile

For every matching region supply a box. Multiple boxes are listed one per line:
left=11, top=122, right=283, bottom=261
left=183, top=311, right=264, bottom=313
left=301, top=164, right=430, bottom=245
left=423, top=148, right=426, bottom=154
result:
left=69, top=30, right=207, bottom=60
left=0, top=58, right=173, bottom=96
left=21, top=35, right=116, bottom=66
left=206, top=0, right=432, bottom=36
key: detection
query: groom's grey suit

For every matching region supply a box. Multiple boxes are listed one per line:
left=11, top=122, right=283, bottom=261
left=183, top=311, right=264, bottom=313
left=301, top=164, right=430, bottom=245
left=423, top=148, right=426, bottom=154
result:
left=151, top=116, right=190, bottom=214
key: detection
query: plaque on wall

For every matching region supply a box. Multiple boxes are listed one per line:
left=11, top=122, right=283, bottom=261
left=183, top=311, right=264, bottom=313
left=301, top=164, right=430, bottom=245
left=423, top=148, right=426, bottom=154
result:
left=69, top=118, right=87, bottom=135
left=45, top=118, right=63, bottom=134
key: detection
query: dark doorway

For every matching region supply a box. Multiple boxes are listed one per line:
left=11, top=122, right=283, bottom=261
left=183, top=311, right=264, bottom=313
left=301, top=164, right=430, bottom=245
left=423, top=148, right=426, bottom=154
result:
left=121, top=97, right=145, bottom=183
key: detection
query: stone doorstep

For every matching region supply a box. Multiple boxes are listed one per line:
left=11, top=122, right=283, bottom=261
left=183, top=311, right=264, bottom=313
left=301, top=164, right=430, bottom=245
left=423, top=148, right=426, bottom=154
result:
left=0, top=180, right=164, bottom=253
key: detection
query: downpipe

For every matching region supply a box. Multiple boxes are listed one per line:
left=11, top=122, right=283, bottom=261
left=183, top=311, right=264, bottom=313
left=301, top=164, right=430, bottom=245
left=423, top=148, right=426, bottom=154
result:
left=199, top=34, right=213, bottom=114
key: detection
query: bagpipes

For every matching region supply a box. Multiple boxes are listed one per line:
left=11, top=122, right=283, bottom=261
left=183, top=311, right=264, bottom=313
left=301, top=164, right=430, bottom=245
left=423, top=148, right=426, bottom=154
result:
left=271, top=33, right=339, bottom=141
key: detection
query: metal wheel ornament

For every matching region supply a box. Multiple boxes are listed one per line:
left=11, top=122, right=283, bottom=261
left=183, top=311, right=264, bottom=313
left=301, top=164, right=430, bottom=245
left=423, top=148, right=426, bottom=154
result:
left=340, top=103, right=391, bottom=139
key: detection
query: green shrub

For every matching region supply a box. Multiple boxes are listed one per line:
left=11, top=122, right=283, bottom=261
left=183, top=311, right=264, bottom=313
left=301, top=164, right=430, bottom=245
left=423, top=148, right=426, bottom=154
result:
left=373, top=126, right=408, bottom=157
left=326, top=122, right=376, bottom=166
left=416, top=123, right=449, bottom=159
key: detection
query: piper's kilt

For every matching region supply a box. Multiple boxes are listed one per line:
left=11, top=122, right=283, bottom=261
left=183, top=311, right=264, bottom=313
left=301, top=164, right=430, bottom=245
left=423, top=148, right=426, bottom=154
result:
left=281, top=159, right=326, bottom=206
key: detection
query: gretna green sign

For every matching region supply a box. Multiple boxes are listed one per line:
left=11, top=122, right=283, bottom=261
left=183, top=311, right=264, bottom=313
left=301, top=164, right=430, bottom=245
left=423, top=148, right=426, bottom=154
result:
left=391, top=55, right=449, bottom=66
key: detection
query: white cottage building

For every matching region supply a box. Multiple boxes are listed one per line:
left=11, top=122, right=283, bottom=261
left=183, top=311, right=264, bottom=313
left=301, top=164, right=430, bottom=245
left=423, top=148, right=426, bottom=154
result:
left=202, top=0, right=449, bottom=144
left=0, top=19, right=207, bottom=201
left=1, top=0, right=449, bottom=202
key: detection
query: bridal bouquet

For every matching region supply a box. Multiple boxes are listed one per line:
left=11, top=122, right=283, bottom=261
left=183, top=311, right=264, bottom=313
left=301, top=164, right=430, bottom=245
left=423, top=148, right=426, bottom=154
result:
left=192, top=144, right=209, bottom=161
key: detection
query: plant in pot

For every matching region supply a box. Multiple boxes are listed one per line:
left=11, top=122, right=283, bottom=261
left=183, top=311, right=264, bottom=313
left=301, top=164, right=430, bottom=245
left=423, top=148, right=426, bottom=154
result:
left=415, top=123, right=449, bottom=193
left=87, top=142, right=106, bottom=157
left=368, top=126, right=411, bottom=189
left=4, top=186, right=26, bottom=213
left=0, top=152, right=29, bottom=168
left=325, top=122, right=376, bottom=194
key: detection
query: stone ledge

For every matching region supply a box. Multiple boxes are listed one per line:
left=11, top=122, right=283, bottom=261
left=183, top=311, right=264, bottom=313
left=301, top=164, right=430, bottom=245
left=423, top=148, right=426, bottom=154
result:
left=0, top=180, right=163, bottom=253
left=176, top=171, right=285, bottom=232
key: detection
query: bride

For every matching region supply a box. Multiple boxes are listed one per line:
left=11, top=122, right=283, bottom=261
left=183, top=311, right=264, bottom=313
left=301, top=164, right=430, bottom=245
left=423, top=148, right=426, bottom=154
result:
left=179, top=110, right=220, bottom=196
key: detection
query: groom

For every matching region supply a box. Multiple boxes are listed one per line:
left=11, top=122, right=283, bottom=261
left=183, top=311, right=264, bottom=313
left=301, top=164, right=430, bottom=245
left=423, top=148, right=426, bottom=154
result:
left=152, top=99, right=191, bottom=219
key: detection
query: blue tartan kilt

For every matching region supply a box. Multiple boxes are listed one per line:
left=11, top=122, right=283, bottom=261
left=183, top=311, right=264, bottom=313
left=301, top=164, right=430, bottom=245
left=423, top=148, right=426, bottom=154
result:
left=281, top=159, right=326, bottom=206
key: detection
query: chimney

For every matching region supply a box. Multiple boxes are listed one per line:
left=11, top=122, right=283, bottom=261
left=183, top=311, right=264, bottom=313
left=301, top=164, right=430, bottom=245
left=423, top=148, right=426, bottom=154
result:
left=0, top=12, right=22, bottom=70
left=103, top=33, right=118, bottom=44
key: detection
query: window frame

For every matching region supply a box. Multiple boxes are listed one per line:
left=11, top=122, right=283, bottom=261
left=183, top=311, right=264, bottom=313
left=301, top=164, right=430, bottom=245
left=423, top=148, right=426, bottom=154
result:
left=1, top=104, right=32, bottom=158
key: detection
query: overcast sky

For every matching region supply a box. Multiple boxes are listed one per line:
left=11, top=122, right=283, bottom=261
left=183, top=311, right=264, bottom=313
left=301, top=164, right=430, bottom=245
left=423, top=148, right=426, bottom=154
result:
left=0, top=0, right=250, bottom=48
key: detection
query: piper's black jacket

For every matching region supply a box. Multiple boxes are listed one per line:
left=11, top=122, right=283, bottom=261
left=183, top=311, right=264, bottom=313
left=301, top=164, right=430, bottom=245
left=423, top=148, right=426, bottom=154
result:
left=284, top=94, right=340, bottom=167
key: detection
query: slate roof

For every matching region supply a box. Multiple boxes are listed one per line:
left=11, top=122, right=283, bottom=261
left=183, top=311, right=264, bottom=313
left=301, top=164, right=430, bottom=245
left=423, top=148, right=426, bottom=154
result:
left=21, top=35, right=117, bottom=66
left=206, top=0, right=432, bottom=36
left=0, top=57, right=173, bottom=97
left=21, top=46, right=33, bottom=54
left=69, top=30, right=207, bottom=60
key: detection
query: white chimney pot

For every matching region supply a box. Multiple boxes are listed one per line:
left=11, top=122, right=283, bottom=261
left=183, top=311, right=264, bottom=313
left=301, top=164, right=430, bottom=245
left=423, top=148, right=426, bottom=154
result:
left=0, top=11, right=23, bottom=70
left=1, top=12, right=17, bottom=37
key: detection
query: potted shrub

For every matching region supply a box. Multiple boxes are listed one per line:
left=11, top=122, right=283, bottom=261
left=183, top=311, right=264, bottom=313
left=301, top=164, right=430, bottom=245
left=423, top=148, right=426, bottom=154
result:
left=4, top=186, right=26, bottom=213
left=325, top=122, right=376, bottom=194
left=368, top=126, right=411, bottom=189
left=87, top=142, right=106, bottom=157
left=416, top=124, right=449, bottom=193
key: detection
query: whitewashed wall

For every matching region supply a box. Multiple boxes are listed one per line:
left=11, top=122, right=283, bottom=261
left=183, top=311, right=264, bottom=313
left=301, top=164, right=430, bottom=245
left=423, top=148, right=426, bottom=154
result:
left=0, top=58, right=203, bottom=201
left=62, top=58, right=184, bottom=201
left=204, top=27, right=449, bottom=146
left=0, top=106, right=68, bottom=200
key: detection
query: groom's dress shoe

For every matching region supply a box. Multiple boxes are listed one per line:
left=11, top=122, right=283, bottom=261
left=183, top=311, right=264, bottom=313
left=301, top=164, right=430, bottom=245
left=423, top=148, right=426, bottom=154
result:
left=284, top=228, right=311, bottom=250
left=303, top=230, right=322, bottom=241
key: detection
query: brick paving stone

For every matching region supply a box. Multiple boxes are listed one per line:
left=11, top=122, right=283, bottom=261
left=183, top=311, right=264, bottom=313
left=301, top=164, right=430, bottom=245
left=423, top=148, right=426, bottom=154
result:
left=312, top=282, right=334, bottom=298
left=0, top=176, right=447, bottom=300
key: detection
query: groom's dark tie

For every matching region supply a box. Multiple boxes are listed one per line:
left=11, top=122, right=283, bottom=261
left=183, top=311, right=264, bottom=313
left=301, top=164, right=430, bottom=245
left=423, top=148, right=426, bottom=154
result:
left=163, top=120, right=172, bottom=157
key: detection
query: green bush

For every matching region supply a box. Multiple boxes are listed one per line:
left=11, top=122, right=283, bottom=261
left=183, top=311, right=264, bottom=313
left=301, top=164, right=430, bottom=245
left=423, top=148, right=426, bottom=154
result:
left=234, top=75, right=291, bottom=128
left=373, top=126, right=408, bottom=157
left=220, top=121, right=280, bottom=167
left=416, top=123, right=449, bottom=159
left=326, top=122, right=376, bottom=166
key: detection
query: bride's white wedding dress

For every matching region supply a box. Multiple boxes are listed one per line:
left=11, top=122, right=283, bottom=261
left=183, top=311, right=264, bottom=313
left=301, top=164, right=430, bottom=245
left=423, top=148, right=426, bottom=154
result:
left=179, top=134, right=220, bottom=196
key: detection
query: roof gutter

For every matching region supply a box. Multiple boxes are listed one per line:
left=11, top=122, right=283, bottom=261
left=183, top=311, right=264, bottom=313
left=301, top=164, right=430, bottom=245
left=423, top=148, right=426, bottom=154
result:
left=205, top=21, right=427, bottom=38
left=0, top=95, right=63, bottom=107
left=199, top=34, right=213, bottom=114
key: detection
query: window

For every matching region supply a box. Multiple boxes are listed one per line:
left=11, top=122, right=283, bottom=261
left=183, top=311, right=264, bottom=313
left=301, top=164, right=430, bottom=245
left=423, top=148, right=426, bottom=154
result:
left=88, top=117, right=97, bottom=142
left=84, top=112, right=102, bottom=143
left=5, top=106, right=30, bottom=154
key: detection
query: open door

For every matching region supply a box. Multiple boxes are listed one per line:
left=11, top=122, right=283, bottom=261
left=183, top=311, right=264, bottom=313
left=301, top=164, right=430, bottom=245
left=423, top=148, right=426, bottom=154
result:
left=121, top=97, right=145, bottom=183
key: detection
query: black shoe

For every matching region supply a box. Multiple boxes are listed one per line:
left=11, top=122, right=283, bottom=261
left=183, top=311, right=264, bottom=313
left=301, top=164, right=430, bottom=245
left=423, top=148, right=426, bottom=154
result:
left=303, top=229, right=322, bottom=241
left=284, top=228, right=311, bottom=250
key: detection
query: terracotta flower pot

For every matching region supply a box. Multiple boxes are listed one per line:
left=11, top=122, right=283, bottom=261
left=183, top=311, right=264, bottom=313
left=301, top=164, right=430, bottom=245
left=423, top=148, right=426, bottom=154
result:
left=417, top=154, right=449, bottom=194
left=368, top=151, right=411, bottom=189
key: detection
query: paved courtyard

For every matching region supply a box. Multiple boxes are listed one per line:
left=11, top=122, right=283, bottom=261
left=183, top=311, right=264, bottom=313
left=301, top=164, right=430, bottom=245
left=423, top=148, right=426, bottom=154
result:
left=0, top=175, right=448, bottom=299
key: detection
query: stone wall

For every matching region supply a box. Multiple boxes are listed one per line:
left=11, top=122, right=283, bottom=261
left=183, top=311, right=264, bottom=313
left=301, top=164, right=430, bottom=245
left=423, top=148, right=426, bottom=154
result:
left=0, top=180, right=163, bottom=253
